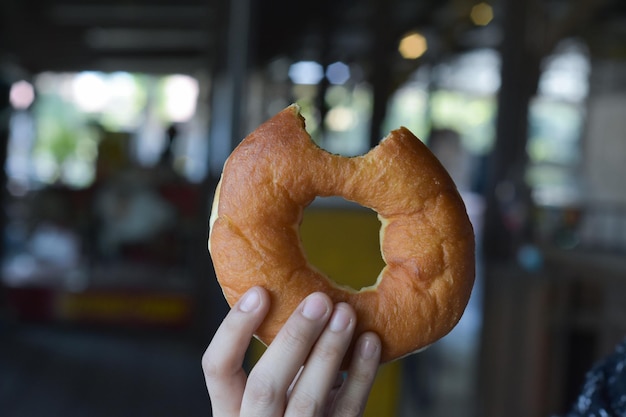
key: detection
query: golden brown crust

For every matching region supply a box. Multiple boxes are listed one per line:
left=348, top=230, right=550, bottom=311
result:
left=209, top=104, right=475, bottom=363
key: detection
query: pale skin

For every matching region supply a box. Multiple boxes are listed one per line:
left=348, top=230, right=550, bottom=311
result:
left=202, top=287, right=382, bottom=417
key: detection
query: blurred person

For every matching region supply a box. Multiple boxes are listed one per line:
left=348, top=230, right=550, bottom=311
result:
left=563, top=337, right=626, bottom=417
left=202, top=287, right=381, bottom=416
left=428, top=127, right=485, bottom=240
left=428, top=128, right=474, bottom=192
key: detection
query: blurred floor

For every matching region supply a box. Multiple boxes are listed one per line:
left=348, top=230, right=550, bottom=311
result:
left=0, top=323, right=210, bottom=417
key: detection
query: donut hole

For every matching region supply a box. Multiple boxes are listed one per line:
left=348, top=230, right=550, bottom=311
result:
left=299, top=196, right=385, bottom=291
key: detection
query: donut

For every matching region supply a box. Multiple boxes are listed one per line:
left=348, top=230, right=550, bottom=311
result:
left=208, top=104, right=475, bottom=363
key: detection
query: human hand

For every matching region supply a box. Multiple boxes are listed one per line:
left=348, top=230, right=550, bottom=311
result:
left=202, top=286, right=381, bottom=416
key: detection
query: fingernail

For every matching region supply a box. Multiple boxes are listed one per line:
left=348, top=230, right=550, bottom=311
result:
left=301, top=294, right=328, bottom=320
left=329, top=305, right=352, bottom=332
left=239, top=288, right=261, bottom=313
left=359, top=336, right=379, bottom=360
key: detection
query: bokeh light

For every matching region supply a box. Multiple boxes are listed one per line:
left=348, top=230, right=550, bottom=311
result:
left=289, top=61, right=324, bottom=85
left=72, top=72, right=109, bottom=113
left=470, top=2, right=494, bottom=26
left=398, top=32, right=428, bottom=60
left=326, top=62, right=351, bottom=85
left=10, top=80, right=35, bottom=110
left=163, top=74, right=199, bottom=122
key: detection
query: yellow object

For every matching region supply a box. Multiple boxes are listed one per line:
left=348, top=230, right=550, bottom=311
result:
left=470, top=2, right=494, bottom=26
left=398, top=32, right=428, bottom=60
left=248, top=205, right=400, bottom=416
left=300, top=207, right=385, bottom=290
left=57, top=292, right=191, bottom=325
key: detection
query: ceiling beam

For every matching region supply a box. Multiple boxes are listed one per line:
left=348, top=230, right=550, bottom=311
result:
left=48, top=4, right=212, bottom=26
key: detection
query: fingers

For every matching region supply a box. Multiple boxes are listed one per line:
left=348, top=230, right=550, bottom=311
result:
left=240, top=292, right=333, bottom=416
left=330, top=332, right=382, bottom=417
left=285, top=303, right=356, bottom=416
left=202, top=287, right=270, bottom=417
left=203, top=289, right=382, bottom=417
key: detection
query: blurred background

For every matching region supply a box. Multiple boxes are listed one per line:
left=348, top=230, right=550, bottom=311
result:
left=1, top=0, right=625, bottom=416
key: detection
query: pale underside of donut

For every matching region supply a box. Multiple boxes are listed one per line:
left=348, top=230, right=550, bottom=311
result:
left=209, top=104, right=475, bottom=364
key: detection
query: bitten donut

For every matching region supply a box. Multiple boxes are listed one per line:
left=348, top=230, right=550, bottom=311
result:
left=209, top=104, right=475, bottom=363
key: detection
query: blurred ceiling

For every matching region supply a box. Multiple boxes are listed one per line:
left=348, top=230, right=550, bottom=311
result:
left=1, top=0, right=625, bottom=77
left=0, top=0, right=218, bottom=75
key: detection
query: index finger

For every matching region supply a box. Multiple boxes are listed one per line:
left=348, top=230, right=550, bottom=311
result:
left=202, top=287, right=270, bottom=416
